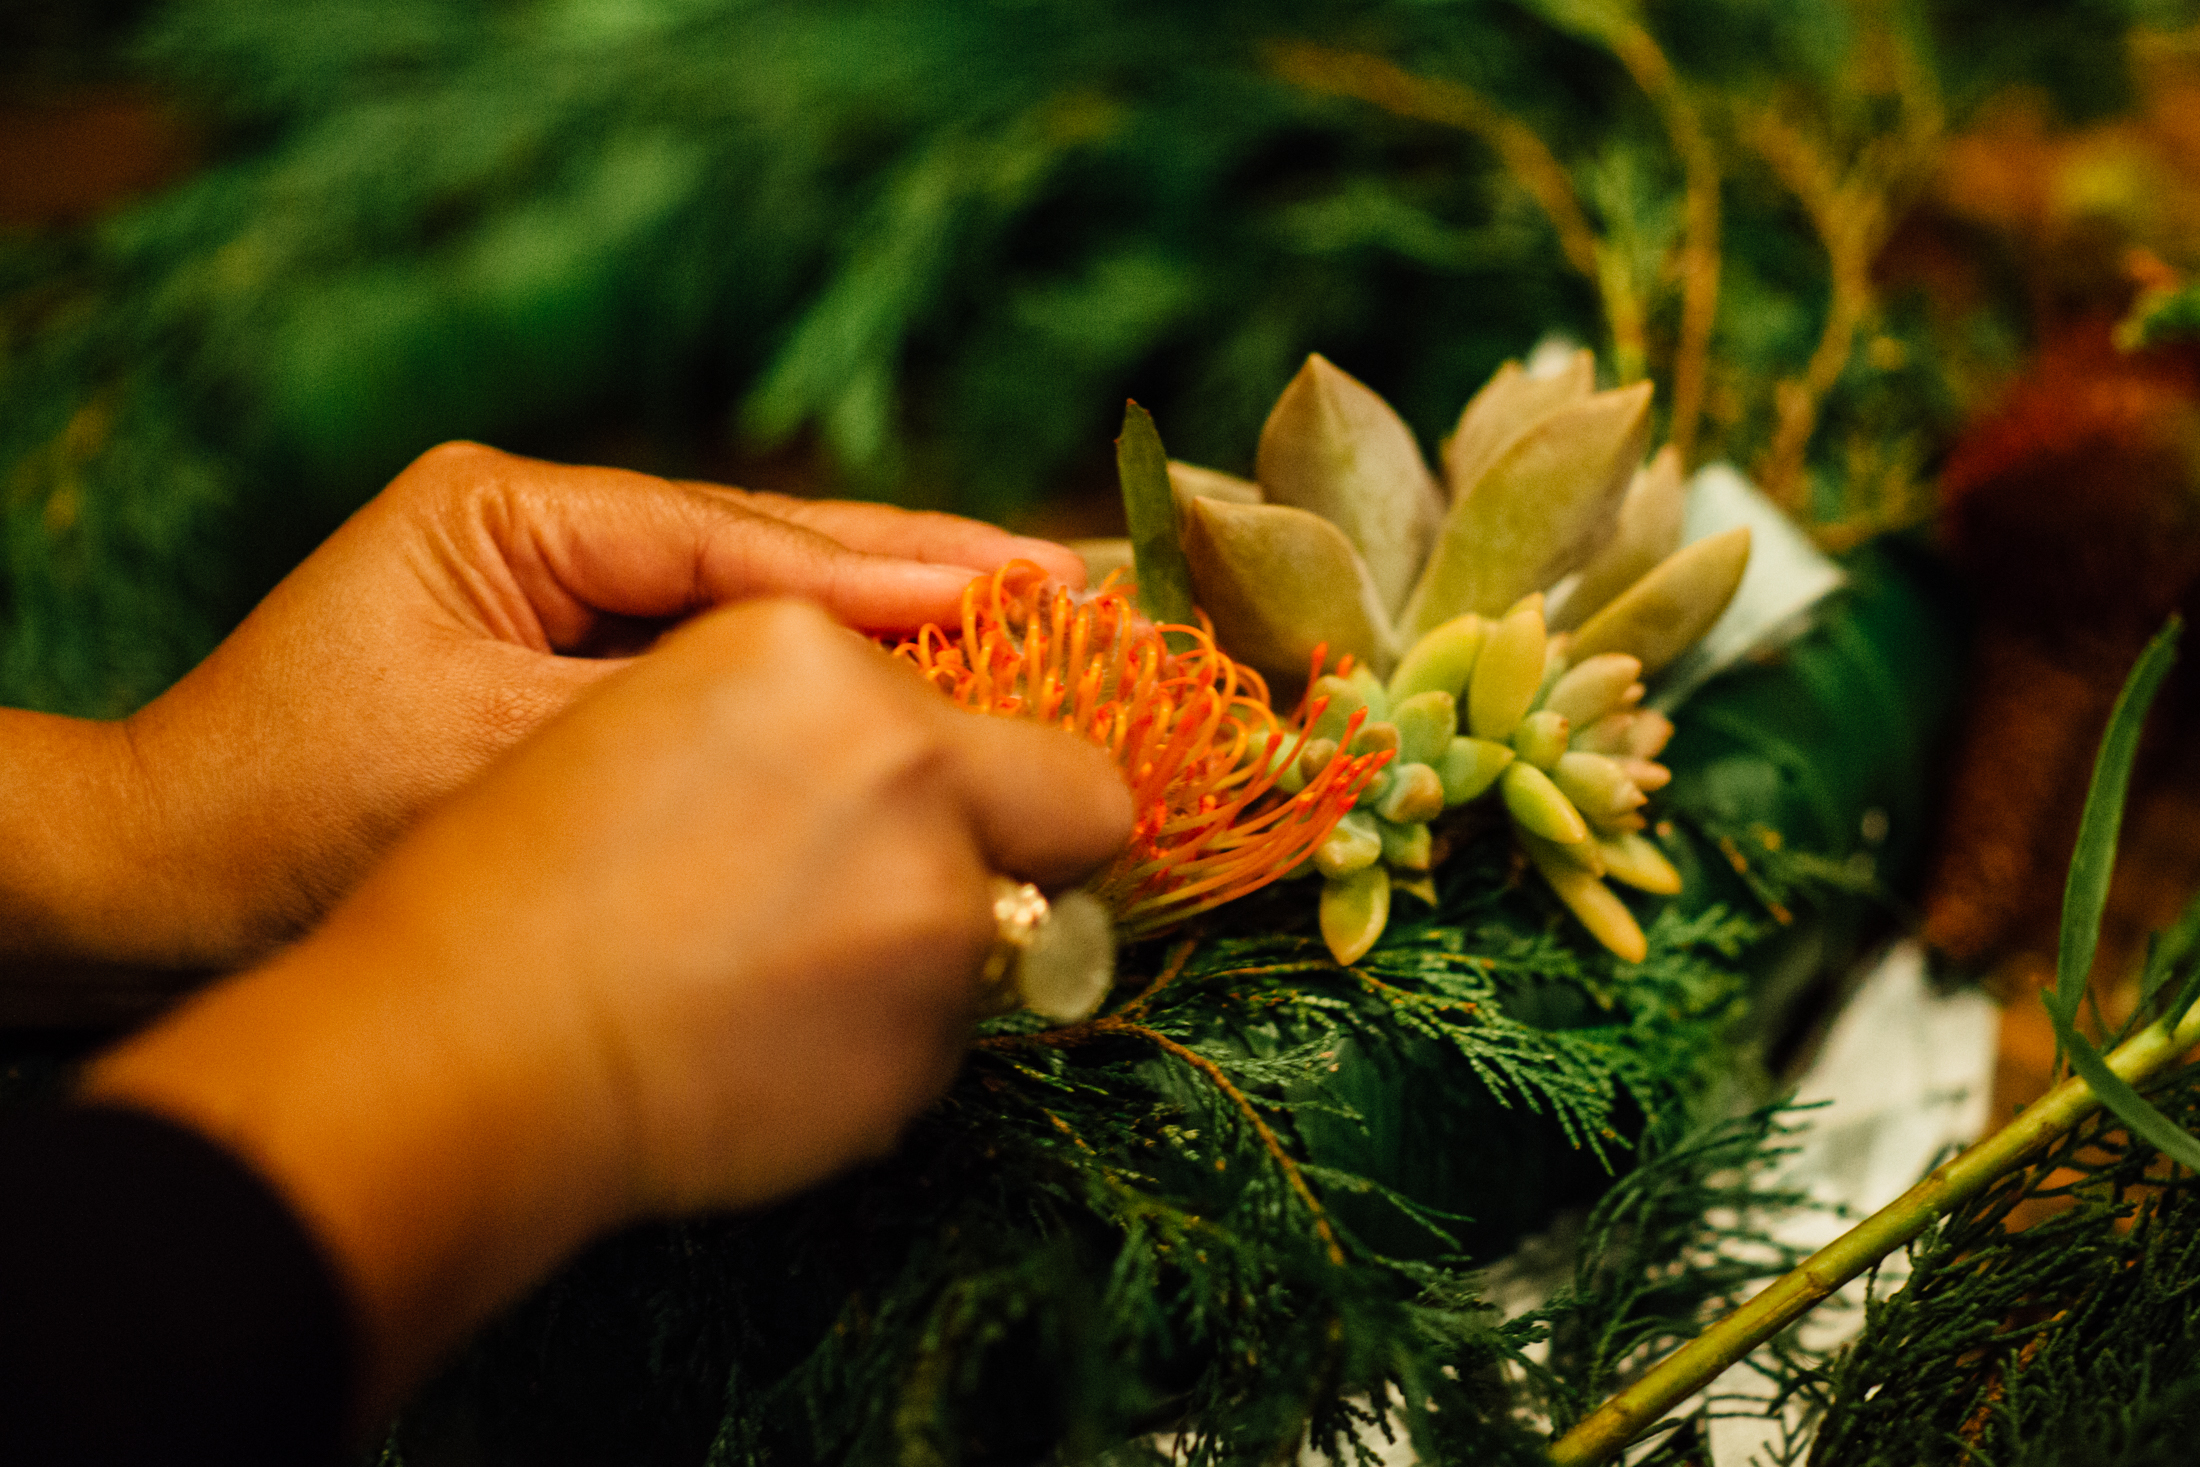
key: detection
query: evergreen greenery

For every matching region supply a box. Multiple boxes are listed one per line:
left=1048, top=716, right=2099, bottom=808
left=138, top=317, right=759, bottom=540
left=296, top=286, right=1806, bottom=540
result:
left=378, top=830, right=1781, bottom=1467
left=3, top=0, right=2170, bottom=714
left=1807, top=1067, right=2200, bottom=1467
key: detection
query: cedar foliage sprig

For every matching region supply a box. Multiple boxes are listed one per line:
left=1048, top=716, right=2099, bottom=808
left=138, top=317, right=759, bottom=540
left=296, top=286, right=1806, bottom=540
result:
left=1808, top=1066, right=2200, bottom=1466
left=377, top=824, right=1789, bottom=1467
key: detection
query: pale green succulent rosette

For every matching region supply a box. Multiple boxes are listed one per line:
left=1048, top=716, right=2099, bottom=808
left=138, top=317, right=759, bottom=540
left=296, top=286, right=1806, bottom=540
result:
left=1159, top=352, right=1752, bottom=964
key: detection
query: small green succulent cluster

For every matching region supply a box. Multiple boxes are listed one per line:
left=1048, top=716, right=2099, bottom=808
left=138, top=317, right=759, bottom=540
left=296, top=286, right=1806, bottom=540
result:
left=1289, top=591, right=1689, bottom=965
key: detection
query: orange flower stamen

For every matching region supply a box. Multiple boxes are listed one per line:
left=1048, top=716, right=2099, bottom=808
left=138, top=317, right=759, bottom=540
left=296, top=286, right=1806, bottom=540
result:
left=892, top=561, right=1390, bottom=937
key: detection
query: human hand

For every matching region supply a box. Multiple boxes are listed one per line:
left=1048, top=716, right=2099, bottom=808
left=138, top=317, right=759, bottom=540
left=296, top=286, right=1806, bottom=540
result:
left=39, top=441, right=1082, bottom=970
left=86, top=595, right=1132, bottom=1415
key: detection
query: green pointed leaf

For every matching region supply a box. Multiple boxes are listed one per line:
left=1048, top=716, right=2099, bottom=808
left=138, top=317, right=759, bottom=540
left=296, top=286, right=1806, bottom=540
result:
left=1549, top=445, right=1686, bottom=631
left=1181, top=495, right=1397, bottom=685
left=1401, top=382, right=1653, bottom=638
left=1439, top=349, right=1595, bottom=504
left=1118, top=400, right=1195, bottom=629
left=1568, top=525, right=1751, bottom=675
left=2054, top=618, right=2182, bottom=1021
left=1255, top=354, right=1444, bottom=618
left=2043, top=618, right=2200, bottom=1171
left=2050, top=1023, right=2200, bottom=1171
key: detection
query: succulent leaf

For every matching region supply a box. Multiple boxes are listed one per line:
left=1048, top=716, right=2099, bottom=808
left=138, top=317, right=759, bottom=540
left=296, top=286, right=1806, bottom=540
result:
left=1500, top=761, right=1590, bottom=844
left=1375, top=762, right=1446, bottom=824
left=1378, top=816, right=1433, bottom=869
left=1391, top=873, right=1440, bottom=907
left=1548, top=446, right=1686, bottom=631
left=1255, top=354, right=1444, bottom=619
left=1569, top=525, right=1752, bottom=675
left=1320, top=863, right=1391, bottom=965
left=1306, top=676, right=1372, bottom=744
left=1166, top=459, right=1263, bottom=506
left=1390, top=690, right=1458, bottom=766
left=1543, top=652, right=1644, bottom=726
left=1314, top=810, right=1384, bottom=878
left=1400, top=381, right=1653, bottom=637
left=1388, top=613, right=1487, bottom=705
left=1349, top=719, right=1400, bottom=758
left=1467, top=596, right=1548, bottom=741
left=1439, top=349, right=1596, bottom=503
left=1436, top=736, right=1514, bottom=804
left=1512, top=709, right=1571, bottom=769
left=1552, top=749, right=1647, bottom=824
left=1598, top=830, right=1684, bottom=895
left=1521, top=827, right=1604, bottom=876
left=1522, top=837, right=1648, bottom=963
left=1182, top=494, right=1398, bottom=685
left=1293, top=737, right=1340, bottom=787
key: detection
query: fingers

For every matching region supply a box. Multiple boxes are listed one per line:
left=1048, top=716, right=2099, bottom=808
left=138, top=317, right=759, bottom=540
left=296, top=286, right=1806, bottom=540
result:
left=407, top=445, right=1082, bottom=639
left=930, top=708, right=1133, bottom=890
left=683, top=508, right=981, bottom=632
left=712, top=489, right=1089, bottom=588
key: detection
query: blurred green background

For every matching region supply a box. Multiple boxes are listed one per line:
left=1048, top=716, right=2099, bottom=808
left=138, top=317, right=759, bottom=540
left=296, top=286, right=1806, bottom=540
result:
left=3, top=0, right=2191, bottom=714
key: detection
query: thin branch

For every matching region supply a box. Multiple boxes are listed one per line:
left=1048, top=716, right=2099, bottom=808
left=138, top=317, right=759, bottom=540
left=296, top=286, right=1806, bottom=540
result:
left=1738, top=4, right=1943, bottom=513
left=1265, top=42, right=1646, bottom=379
left=1563, top=6, right=1721, bottom=461
left=1116, top=936, right=1202, bottom=1021
left=1546, top=995, right=2200, bottom=1465
left=1113, top=1019, right=1348, bottom=1266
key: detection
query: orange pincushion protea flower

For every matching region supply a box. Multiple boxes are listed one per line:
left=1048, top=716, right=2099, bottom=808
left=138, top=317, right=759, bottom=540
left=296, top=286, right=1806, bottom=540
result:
left=893, top=561, right=1390, bottom=939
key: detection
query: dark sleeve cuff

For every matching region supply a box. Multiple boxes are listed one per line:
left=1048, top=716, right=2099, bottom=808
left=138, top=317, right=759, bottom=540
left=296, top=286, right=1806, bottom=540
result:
left=0, top=1102, right=355, bottom=1467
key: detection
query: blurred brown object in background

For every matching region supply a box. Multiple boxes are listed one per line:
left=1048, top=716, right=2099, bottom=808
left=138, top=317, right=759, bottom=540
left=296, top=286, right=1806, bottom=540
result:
left=1925, top=320, right=2200, bottom=972
left=0, top=85, right=194, bottom=229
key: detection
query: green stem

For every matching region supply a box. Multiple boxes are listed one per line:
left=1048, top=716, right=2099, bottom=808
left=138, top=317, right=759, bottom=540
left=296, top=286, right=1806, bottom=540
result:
left=1548, top=999, right=2200, bottom=1466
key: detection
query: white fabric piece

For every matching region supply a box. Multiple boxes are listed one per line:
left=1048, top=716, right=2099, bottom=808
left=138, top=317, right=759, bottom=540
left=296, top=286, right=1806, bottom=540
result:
left=1706, top=940, right=1999, bottom=1466
left=1650, top=464, right=1848, bottom=712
